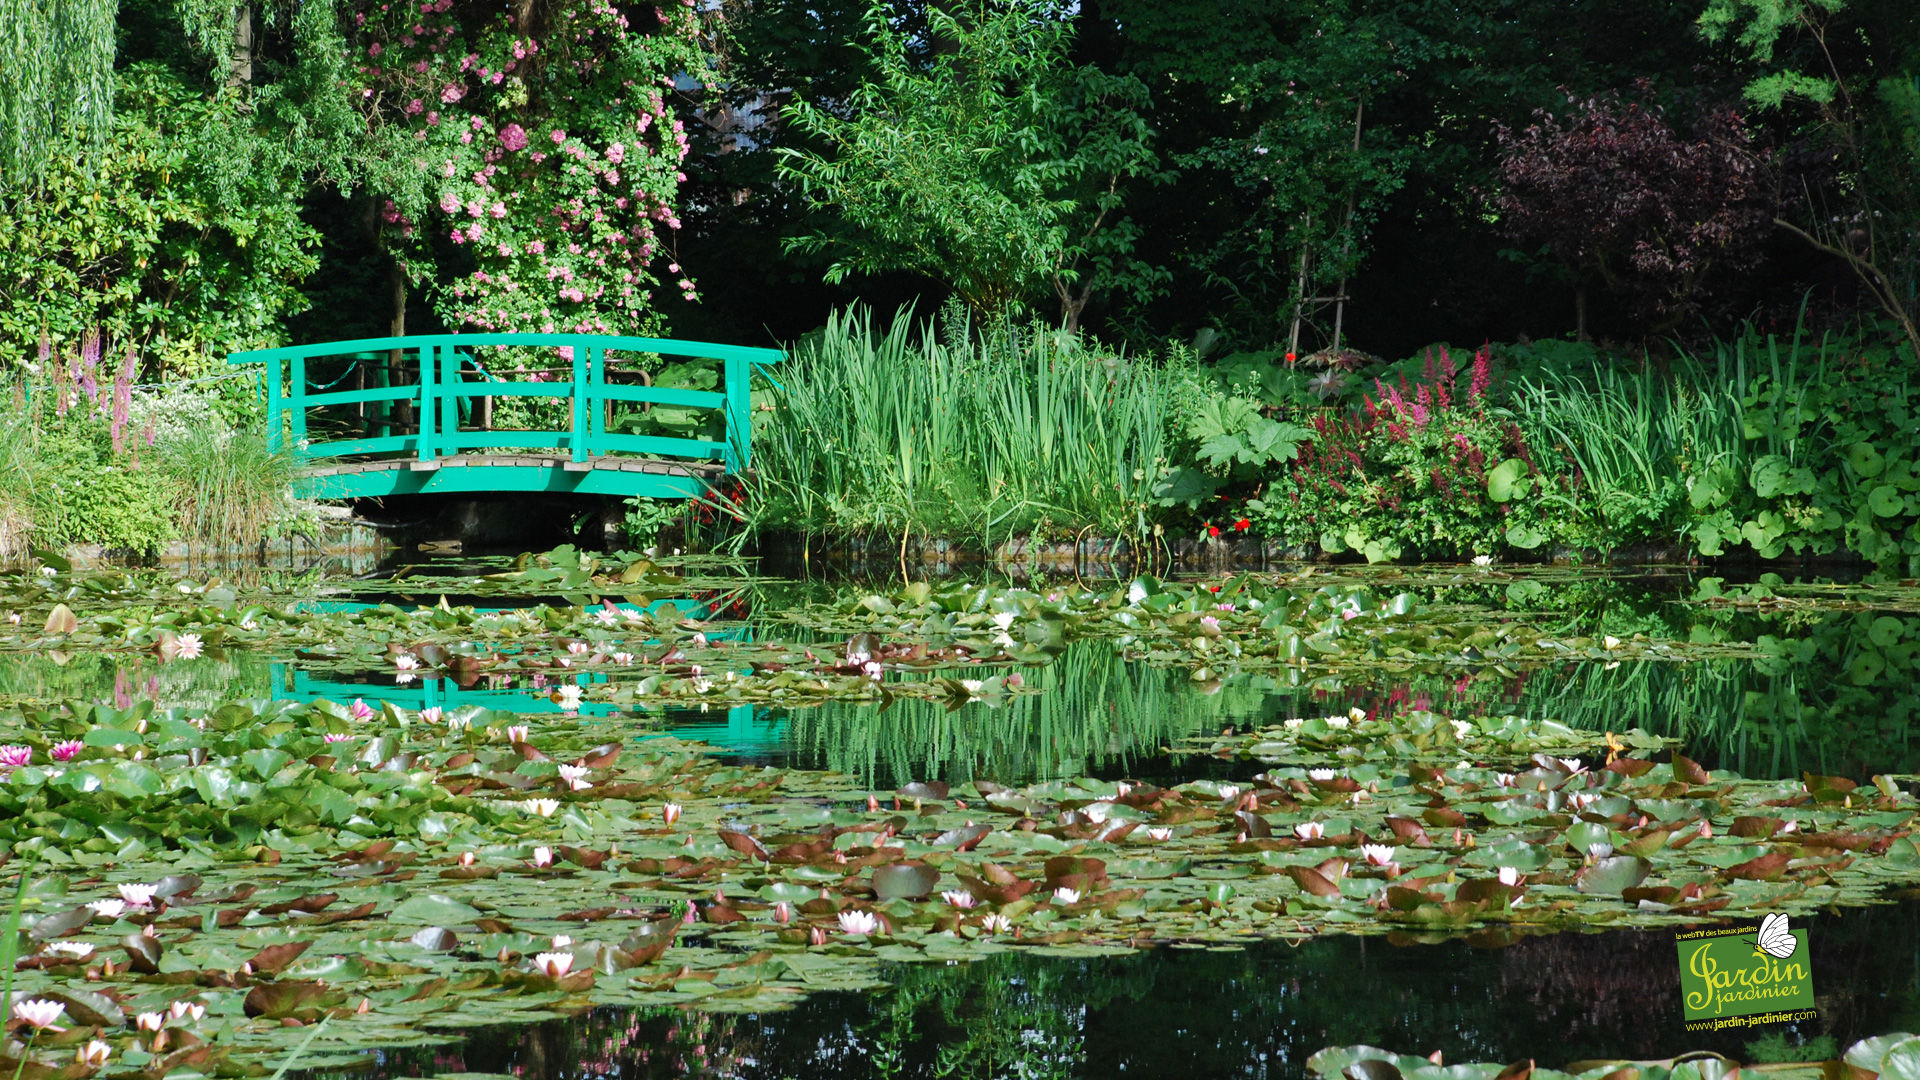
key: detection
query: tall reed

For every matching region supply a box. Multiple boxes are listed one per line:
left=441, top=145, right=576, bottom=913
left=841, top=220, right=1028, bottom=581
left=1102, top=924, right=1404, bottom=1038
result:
left=151, top=425, right=300, bottom=548
left=750, top=307, right=1184, bottom=549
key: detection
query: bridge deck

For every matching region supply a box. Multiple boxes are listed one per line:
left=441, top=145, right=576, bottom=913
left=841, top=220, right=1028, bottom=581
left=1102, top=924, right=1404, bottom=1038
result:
left=297, top=454, right=728, bottom=499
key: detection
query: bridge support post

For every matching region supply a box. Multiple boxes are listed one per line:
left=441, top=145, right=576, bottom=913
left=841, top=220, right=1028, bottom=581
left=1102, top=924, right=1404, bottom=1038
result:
left=417, top=342, right=436, bottom=462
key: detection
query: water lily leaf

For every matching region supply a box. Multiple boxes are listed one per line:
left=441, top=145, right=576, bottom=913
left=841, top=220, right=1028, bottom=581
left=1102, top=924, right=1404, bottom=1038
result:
left=121, top=931, right=162, bottom=973
left=1574, top=856, right=1651, bottom=895
left=1287, top=866, right=1342, bottom=897
left=1849, top=1034, right=1919, bottom=1073
left=36, top=988, right=123, bottom=1028
left=27, top=907, right=91, bottom=940
left=247, top=940, right=314, bottom=975
left=872, top=863, right=940, bottom=901
left=1878, top=1038, right=1920, bottom=1080
left=718, top=829, right=769, bottom=861
left=388, top=894, right=483, bottom=925
left=243, top=980, right=336, bottom=1020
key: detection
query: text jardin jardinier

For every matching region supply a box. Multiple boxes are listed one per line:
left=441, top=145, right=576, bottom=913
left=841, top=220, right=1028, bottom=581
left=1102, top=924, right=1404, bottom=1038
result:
left=1676, top=925, right=1815, bottom=1020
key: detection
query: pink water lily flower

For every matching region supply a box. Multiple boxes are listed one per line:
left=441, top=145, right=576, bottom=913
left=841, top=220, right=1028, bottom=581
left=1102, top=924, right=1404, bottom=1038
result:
left=348, top=699, right=375, bottom=722
left=0, top=745, right=30, bottom=768
left=119, top=883, right=157, bottom=907
left=323, top=733, right=352, bottom=743
left=530, top=846, right=554, bottom=868
left=173, top=634, right=204, bottom=660
left=12, top=999, right=65, bottom=1030
left=1294, top=821, right=1324, bottom=840
left=942, top=890, right=976, bottom=909
left=418, top=707, right=442, bottom=724
left=1361, top=844, right=1397, bottom=867
left=50, top=740, right=82, bottom=762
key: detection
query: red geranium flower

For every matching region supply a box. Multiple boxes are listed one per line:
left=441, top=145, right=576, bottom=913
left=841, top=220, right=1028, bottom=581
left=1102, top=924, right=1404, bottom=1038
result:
left=1207, top=524, right=1221, bottom=537
left=1233, top=518, right=1251, bottom=531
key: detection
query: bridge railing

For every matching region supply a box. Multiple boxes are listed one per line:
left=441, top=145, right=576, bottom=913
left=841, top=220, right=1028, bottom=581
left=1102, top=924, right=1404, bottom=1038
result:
left=227, top=333, right=783, bottom=474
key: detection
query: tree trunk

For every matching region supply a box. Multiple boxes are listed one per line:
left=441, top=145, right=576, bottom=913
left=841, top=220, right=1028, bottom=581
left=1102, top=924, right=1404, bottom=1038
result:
left=1574, top=284, right=1590, bottom=343
left=389, top=259, right=412, bottom=430
left=229, top=5, right=253, bottom=87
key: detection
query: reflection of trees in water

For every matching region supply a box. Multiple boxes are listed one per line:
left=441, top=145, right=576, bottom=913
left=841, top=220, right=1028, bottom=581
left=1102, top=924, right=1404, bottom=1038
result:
left=303, top=907, right=1920, bottom=1080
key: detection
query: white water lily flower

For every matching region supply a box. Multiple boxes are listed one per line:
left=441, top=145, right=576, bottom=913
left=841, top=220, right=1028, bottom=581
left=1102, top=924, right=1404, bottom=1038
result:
left=558, top=764, right=592, bottom=790
left=1495, top=773, right=1516, bottom=788
left=135, top=1013, right=163, bottom=1032
left=1569, top=793, right=1598, bottom=811
left=173, top=634, right=203, bottom=660
left=662, top=802, right=683, bottom=825
left=418, top=707, right=443, bottom=724
left=531, top=847, right=555, bottom=868
left=551, top=935, right=573, bottom=949
left=555, top=685, right=583, bottom=710
left=1294, top=821, right=1325, bottom=840
left=1361, top=844, right=1397, bottom=867
left=837, top=910, right=878, bottom=935
left=1349, top=707, right=1368, bottom=723
left=1216, top=785, right=1240, bottom=801
left=1285, top=718, right=1305, bottom=730
left=1324, top=715, right=1349, bottom=730
left=1145, top=827, right=1173, bottom=841
left=167, top=1001, right=205, bottom=1022
left=943, top=890, right=977, bottom=909
left=1308, top=768, right=1336, bottom=782
left=980, top=914, right=1012, bottom=934
left=594, top=608, right=619, bottom=626
left=1451, top=720, right=1474, bottom=739
left=959, top=679, right=984, bottom=694
left=85, top=899, right=126, bottom=919
left=1051, top=887, right=1082, bottom=905
left=45, top=942, right=94, bottom=959
left=1559, top=757, right=1587, bottom=774
left=991, top=612, right=1017, bottom=631
left=1603, top=635, right=1623, bottom=650
left=613, top=652, right=635, bottom=665
left=1587, top=843, right=1614, bottom=859
left=394, top=654, right=420, bottom=670
left=522, top=798, right=561, bottom=817
left=119, top=883, right=157, bottom=907
left=75, top=1040, right=111, bottom=1068
left=567, top=641, right=590, bottom=656
left=1472, top=554, right=1495, bottom=568
left=13, top=999, right=65, bottom=1030
left=1498, top=866, right=1522, bottom=887
left=532, top=952, right=573, bottom=978
left=506, top=725, right=531, bottom=743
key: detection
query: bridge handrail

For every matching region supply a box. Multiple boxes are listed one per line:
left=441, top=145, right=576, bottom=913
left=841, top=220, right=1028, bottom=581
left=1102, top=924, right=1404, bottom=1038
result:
left=224, top=333, right=782, bottom=475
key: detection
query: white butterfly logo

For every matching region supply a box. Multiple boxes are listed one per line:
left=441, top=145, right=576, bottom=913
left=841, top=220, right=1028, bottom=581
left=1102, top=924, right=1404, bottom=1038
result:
left=1752, top=912, right=1796, bottom=959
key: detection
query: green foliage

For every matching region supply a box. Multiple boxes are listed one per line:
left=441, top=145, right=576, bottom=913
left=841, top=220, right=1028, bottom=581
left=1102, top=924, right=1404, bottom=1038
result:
left=777, top=1, right=1163, bottom=325
left=0, top=0, right=114, bottom=182
left=1154, top=390, right=1309, bottom=511
left=0, top=410, right=175, bottom=554
left=1248, top=360, right=1577, bottom=560
left=752, top=305, right=1187, bottom=545
left=0, top=65, right=320, bottom=372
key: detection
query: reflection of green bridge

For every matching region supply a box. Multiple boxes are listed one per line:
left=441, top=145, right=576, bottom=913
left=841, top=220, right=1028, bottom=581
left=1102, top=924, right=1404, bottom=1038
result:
left=268, top=665, right=790, bottom=757
left=227, top=333, right=783, bottom=500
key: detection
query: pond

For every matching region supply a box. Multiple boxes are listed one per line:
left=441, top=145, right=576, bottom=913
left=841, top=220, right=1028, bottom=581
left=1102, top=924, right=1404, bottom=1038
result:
left=1, top=552, right=1916, bottom=1079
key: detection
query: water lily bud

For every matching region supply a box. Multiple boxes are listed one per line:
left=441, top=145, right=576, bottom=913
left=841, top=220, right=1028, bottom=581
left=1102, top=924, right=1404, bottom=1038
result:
left=75, top=1040, right=111, bottom=1068
left=808, top=925, right=828, bottom=946
left=661, top=802, right=682, bottom=825
left=866, top=795, right=880, bottom=812
left=459, top=851, right=476, bottom=867
left=773, top=902, right=791, bottom=924
left=530, top=847, right=554, bottom=868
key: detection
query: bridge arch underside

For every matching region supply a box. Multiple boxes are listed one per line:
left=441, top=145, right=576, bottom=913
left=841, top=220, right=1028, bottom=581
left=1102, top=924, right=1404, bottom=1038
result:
left=296, top=456, right=720, bottom=500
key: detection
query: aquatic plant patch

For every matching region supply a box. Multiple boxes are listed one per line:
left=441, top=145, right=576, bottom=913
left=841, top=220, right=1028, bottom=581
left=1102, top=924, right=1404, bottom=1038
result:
left=1, top=695, right=1918, bottom=1073
left=1304, top=1029, right=1920, bottom=1080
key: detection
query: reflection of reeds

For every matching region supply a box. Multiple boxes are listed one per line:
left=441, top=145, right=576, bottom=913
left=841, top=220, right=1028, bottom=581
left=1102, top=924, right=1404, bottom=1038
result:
left=782, top=645, right=1271, bottom=788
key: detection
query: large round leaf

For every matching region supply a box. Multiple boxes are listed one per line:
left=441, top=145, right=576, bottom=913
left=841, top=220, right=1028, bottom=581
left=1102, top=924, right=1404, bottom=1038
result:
left=1574, top=856, right=1651, bottom=895
left=389, top=893, right=484, bottom=925
left=872, top=863, right=940, bottom=901
left=1871, top=484, right=1906, bottom=517
left=1849, top=442, right=1886, bottom=477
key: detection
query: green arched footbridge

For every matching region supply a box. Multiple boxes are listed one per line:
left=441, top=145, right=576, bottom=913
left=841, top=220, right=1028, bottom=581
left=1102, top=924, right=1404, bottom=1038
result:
left=228, top=334, right=783, bottom=500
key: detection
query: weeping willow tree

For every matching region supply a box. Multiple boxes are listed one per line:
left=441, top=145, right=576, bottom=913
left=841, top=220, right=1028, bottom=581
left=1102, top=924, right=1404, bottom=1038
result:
left=0, top=0, right=117, bottom=182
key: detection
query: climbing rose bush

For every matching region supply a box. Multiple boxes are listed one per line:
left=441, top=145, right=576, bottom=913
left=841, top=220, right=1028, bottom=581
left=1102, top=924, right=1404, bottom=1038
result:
left=350, top=0, right=703, bottom=340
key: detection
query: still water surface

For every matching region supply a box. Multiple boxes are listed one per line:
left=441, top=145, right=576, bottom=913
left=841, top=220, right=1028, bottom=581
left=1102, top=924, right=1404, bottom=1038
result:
left=8, top=563, right=1917, bottom=1077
